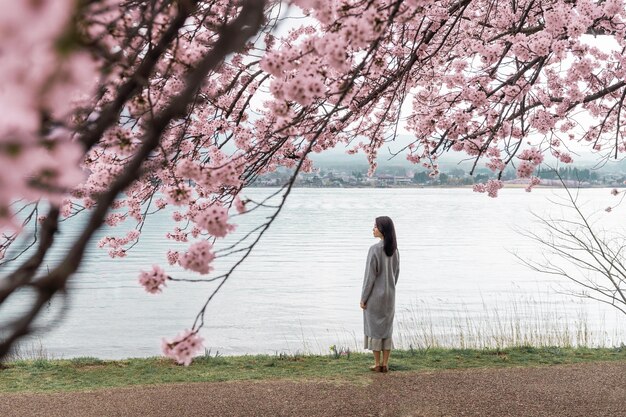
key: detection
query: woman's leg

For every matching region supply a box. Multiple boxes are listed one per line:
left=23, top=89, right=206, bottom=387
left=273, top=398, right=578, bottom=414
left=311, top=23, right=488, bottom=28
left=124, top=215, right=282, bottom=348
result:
left=382, top=349, right=391, bottom=367
left=373, top=350, right=381, bottom=366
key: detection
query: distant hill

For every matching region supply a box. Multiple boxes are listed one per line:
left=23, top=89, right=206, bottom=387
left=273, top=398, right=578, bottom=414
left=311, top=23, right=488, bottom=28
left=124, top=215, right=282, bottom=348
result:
left=309, top=135, right=626, bottom=173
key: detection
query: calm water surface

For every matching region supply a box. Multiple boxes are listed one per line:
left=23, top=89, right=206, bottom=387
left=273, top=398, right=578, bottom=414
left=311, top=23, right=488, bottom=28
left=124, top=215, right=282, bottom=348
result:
left=2, top=187, right=625, bottom=358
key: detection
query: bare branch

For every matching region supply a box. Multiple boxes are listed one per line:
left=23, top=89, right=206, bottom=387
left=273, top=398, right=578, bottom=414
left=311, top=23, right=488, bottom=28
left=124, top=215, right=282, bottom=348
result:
left=518, top=172, right=626, bottom=320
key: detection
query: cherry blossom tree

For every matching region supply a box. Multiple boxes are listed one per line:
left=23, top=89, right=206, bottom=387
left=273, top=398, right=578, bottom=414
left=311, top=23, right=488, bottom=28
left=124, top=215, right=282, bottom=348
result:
left=1, top=0, right=626, bottom=364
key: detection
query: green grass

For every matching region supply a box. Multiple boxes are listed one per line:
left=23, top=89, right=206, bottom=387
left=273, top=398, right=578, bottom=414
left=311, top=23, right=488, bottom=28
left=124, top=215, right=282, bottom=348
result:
left=1, top=346, right=625, bottom=393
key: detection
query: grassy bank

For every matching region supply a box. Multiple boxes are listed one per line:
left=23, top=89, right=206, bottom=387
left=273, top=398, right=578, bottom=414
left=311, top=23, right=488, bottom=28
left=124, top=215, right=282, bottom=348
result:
left=1, top=346, right=625, bottom=393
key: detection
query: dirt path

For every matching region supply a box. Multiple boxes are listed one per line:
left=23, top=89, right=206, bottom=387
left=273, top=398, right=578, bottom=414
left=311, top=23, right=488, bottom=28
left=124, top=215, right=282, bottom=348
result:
left=1, top=361, right=625, bottom=416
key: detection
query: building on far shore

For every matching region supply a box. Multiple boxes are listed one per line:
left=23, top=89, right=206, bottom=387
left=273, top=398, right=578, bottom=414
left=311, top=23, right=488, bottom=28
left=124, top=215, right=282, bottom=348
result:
left=503, top=178, right=592, bottom=187
left=251, top=164, right=626, bottom=188
left=376, top=174, right=413, bottom=186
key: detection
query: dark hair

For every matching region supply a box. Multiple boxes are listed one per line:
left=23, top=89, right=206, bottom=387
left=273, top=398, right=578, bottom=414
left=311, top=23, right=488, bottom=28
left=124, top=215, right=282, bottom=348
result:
left=375, top=216, right=397, bottom=257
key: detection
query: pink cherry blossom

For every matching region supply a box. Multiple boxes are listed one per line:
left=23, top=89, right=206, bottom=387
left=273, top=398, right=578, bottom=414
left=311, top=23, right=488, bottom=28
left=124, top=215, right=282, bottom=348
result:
left=559, top=153, right=574, bottom=164
left=192, top=203, right=235, bottom=238
left=178, top=240, right=215, bottom=275
left=518, top=148, right=544, bottom=165
left=166, top=250, right=179, bottom=266
left=473, top=179, right=504, bottom=198
left=155, top=199, right=168, bottom=210
left=516, top=161, right=535, bottom=179
left=166, top=227, right=189, bottom=242
left=138, top=265, right=169, bottom=294
left=234, top=196, right=247, bottom=214
left=525, top=176, right=542, bottom=193
left=165, top=183, right=194, bottom=206
left=162, top=329, right=204, bottom=366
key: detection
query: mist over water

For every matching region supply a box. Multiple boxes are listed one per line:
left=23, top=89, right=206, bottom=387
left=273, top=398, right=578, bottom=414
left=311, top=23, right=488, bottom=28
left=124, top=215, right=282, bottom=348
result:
left=3, top=187, right=625, bottom=359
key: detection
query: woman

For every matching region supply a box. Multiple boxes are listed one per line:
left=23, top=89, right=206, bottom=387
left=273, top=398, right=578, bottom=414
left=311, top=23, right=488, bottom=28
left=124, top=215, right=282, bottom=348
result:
left=360, top=216, right=400, bottom=373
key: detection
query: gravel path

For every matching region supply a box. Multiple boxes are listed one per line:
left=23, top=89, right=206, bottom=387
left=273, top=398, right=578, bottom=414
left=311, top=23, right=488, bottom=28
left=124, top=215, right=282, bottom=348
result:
left=1, top=361, right=625, bottom=416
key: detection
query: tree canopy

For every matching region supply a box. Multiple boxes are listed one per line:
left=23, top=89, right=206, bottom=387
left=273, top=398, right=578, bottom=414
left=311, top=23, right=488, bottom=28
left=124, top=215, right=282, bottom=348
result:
left=1, top=0, right=626, bottom=364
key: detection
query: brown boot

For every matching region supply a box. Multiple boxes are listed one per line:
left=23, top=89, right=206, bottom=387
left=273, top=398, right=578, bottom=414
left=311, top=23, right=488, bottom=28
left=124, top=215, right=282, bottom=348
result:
left=369, top=365, right=383, bottom=372
left=381, top=365, right=388, bottom=373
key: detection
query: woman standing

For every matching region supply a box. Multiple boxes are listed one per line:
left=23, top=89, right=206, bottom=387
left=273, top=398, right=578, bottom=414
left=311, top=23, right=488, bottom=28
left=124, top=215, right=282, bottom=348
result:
left=360, top=216, right=400, bottom=373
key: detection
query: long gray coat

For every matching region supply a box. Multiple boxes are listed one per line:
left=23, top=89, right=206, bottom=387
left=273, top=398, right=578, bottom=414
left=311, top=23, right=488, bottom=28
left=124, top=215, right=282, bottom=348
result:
left=361, top=241, right=400, bottom=339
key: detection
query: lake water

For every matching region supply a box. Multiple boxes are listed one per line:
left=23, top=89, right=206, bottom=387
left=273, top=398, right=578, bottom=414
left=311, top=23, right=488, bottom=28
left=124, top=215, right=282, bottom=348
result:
left=2, top=187, right=625, bottom=359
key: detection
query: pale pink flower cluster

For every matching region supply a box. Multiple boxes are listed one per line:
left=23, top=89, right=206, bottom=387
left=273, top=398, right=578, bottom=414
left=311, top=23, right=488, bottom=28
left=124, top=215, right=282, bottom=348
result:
left=234, top=196, right=247, bottom=214
left=260, top=50, right=289, bottom=77
left=138, top=265, right=168, bottom=294
left=406, top=154, right=421, bottom=164
left=197, top=163, right=241, bottom=191
left=296, top=0, right=335, bottom=25
left=108, top=248, right=127, bottom=258
left=178, top=240, right=215, bottom=275
left=98, top=229, right=141, bottom=258
left=341, top=11, right=378, bottom=48
left=190, top=226, right=202, bottom=239
left=282, top=70, right=326, bottom=106
left=462, top=140, right=482, bottom=156
left=528, top=32, right=552, bottom=56
left=473, top=179, right=504, bottom=198
left=0, top=0, right=96, bottom=128
left=192, top=202, right=235, bottom=237
left=161, top=329, right=204, bottom=366
left=462, top=87, right=488, bottom=107
left=166, top=250, right=179, bottom=265
left=0, top=141, right=85, bottom=230
left=516, top=161, right=535, bottom=178
left=0, top=1, right=100, bottom=229
left=166, top=227, right=189, bottom=242
left=487, top=158, right=505, bottom=173
left=155, top=198, right=167, bottom=209
left=174, top=158, right=202, bottom=179
left=106, top=212, right=129, bottom=227
left=165, top=183, right=194, bottom=206
left=60, top=199, right=73, bottom=218
left=604, top=0, right=624, bottom=15
left=518, top=148, right=544, bottom=165
left=559, top=153, right=573, bottom=163
left=531, top=110, right=556, bottom=134
left=260, top=3, right=387, bottom=114
left=83, top=159, right=125, bottom=194
left=525, top=176, right=542, bottom=193
left=172, top=211, right=185, bottom=222
left=175, top=155, right=242, bottom=193
left=516, top=147, right=544, bottom=178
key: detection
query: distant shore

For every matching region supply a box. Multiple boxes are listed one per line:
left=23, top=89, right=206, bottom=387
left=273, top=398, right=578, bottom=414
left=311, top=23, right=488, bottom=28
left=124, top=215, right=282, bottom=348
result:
left=250, top=183, right=621, bottom=189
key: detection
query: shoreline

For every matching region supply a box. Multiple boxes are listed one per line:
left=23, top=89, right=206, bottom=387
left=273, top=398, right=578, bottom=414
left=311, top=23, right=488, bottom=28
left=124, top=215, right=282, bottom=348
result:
left=250, top=184, right=623, bottom=189
left=2, top=346, right=625, bottom=394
